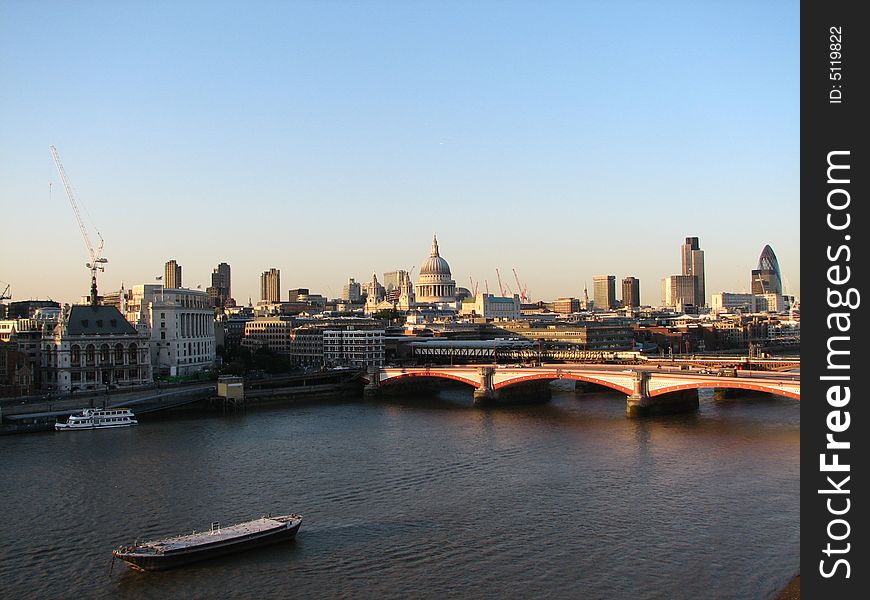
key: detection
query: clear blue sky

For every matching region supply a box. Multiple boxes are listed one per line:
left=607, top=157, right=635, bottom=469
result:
left=0, top=0, right=799, bottom=306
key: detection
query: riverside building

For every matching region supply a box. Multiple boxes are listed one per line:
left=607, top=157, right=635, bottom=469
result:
left=126, top=285, right=216, bottom=377
left=42, top=302, right=151, bottom=392
left=323, top=328, right=385, bottom=368
left=241, top=316, right=293, bottom=353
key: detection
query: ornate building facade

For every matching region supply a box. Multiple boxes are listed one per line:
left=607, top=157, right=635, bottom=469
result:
left=42, top=304, right=152, bottom=392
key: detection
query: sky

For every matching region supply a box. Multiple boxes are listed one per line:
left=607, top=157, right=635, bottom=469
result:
left=0, top=0, right=799, bottom=307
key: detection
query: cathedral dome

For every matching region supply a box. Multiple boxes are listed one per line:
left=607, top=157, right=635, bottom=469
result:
left=419, top=236, right=452, bottom=276
left=414, top=235, right=457, bottom=304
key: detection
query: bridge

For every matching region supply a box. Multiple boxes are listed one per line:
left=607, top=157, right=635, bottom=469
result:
left=364, top=364, right=800, bottom=417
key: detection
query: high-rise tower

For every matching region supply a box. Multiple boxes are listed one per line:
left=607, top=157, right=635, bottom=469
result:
left=751, top=245, right=782, bottom=295
left=260, top=268, right=281, bottom=303
left=680, top=237, right=706, bottom=307
left=208, top=262, right=232, bottom=307
left=622, top=276, right=640, bottom=308
left=165, top=259, right=182, bottom=289
left=593, top=275, right=616, bottom=310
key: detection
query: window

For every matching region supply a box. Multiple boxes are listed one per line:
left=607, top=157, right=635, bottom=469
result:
left=161, top=332, right=166, bottom=339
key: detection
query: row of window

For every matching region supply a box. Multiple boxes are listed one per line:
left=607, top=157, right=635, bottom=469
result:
left=70, top=369, right=144, bottom=382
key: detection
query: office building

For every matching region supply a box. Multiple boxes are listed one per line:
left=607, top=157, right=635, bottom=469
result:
left=711, top=292, right=755, bottom=314
left=382, top=271, right=402, bottom=293
left=342, top=278, right=362, bottom=303
left=241, top=316, right=294, bottom=353
left=323, top=328, right=385, bottom=368
left=553, top=297, right=581, bottom=314
left=126, top=284, right=216, bottom=377
left=662, top=275, right=698, bottom=309
left=622, top=277, right=640, bottom=308
left=592, top=275, right=616, bottom=310
left=681, top=237, right=706, bottom=307
left=207, top=262, right=232, bottom=307
left=288, top=288, right=310, bottom=302
left=751, top=245, right=783, bottom=295
left=459, top=293, right=522, bottom=320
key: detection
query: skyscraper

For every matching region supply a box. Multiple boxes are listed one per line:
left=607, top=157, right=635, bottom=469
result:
left=207, top=262, right=232, bottom=307
left=622, top=276, right=640, bottom=308
left=260, top=268, right=281, bottom=303
left=214, top=262, right=231, bottom=298
left=592, top=275, right=616, bottom=310
left=681, top=237, right=706, bottom=307
left=165, top=259, right=182, bottom=289
left=751, top=245, right=782, bottom=295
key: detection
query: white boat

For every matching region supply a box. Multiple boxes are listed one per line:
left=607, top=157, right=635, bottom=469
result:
left=55, top=408, right=138, bottom=431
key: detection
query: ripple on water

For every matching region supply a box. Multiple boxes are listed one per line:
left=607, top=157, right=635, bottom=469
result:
left=0, top=391, right=798, bottom=600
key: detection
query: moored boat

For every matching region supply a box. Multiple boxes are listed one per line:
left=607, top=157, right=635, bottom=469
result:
left=112, top=514, right=303, bottom=571
left=55, top=408, right=137, bottom=431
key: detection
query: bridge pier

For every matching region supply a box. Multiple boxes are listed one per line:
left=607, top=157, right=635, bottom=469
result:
left=364, top=367, right=380, bottom=398
left=472, top=367, right=497, bottom=406
left=626, top=371, right=699, bottom=417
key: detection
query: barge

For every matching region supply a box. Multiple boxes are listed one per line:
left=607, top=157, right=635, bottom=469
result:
left=113, top=514, right=302, bottom=571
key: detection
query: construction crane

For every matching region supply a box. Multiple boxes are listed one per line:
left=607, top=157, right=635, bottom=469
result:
left=512, top=268, right=529, bottom=302
left=0, top=281, right=11, bottom=301
left=496, top=268, right=505, bottom=296
left=49, top=145, right=108, bottom=302
left=468, top=277, right=479, bottom=298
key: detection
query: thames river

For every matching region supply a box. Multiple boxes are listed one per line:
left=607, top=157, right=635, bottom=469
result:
left=0, top=387, right=799, bottom=599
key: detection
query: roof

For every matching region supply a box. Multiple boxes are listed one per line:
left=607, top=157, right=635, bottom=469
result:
left=65, top=305, right=138, bottom=336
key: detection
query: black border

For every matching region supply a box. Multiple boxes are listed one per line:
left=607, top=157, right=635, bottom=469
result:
left=801, top=1, right=867, bottom=597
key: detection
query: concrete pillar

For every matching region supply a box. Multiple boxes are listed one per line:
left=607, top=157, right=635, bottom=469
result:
left=364, top=366, right=380, bottom=397
left=473, top=366, right=497, bottom=405
left=628, top=370, right=699, bottom=417
left=625, top=370, right=651, bottom=417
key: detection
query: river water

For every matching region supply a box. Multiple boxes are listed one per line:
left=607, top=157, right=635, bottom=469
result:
left=0, top=387, right=799, bottom=599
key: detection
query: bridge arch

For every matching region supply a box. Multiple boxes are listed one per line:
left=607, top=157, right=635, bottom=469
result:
left=493, top=373, right=633, bottom=396
left=651, top=380, right=800, bottom=401
left=376, top=371, right=480, bottom=389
